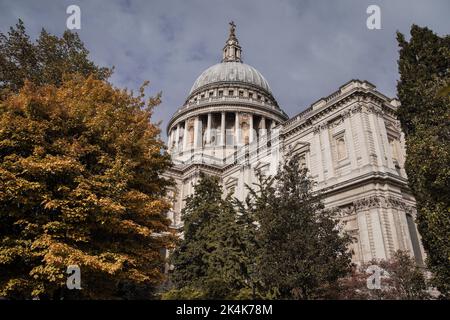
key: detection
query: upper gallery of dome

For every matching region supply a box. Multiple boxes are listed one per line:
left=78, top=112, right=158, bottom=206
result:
left=189, top=21, right=272, bottom=95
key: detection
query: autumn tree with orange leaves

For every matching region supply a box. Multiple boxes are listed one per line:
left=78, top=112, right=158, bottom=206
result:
left=0, top=21, right=174, bottom=299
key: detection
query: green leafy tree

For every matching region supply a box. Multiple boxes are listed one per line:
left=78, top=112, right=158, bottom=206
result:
left=166, top=173, right=253, bottom=299
left=396, top=25, right=450, bottom=297
left=0, top=75, right=174, bottom=299
left=0, top=19, right=111, bottom=92
left=243, top=155, right=353, bottom=299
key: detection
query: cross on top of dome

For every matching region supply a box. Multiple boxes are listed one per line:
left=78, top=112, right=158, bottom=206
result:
left=229, top=21, right=236, bottom=38
left=222, top=21, right=242, bottom=63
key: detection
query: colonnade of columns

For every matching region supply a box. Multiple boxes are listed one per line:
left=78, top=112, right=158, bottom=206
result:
left=168, top=111, right=278, bottom=152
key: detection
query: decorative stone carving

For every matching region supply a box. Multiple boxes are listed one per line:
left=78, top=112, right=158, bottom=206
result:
left=341, top=110, right=352, bottom=119
left=338, top=205, right=356, bottom=217
left=404, top=205, right=416, bottom=217
left=353, top=195, right=382, bottom=210
left=351, top=104, right=363, bottom=114
left=366, top=104, right=384, bottom=116
left=385, top=196, right=405, bottom=209
left=312, top=125, right=321, bottom=134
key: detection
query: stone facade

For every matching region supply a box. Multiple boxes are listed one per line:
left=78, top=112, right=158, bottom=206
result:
left=165, top=23, right=425, bottom=265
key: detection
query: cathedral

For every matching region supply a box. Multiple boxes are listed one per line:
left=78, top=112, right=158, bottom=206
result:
left=165, top=22, right=425, bottom=265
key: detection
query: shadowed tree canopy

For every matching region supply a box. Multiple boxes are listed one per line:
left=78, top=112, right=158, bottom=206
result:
left=0, top=19, right=111, bottom=92
left=396, top=25, right=450, bottom=297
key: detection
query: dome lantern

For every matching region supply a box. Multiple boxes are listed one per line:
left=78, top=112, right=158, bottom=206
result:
left=222, top=21, right=242, bottom=63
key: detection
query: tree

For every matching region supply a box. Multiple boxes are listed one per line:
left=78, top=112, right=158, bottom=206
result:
left=0, top=19, right=111, bottom=92
left=242, top=154, right=353, bottom=299
left=0, top=76, right=174, bottom=299
left=166, top=173, right=252, bottom=299
left=396, top=25, right=450, bottom=297
left=334, top=251, right=430, bottom=300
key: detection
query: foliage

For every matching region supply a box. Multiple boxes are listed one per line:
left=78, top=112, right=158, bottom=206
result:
left=168, top=173, right=254, bottom=299
left=161, top=287, right=206, bottom=300
left=239, top=154, right=354, bottom=299
left=332, top=251, right=431, bottom=300
left=0, top=76, right=174, bottom=299
left=0, top=19, right=111, bottom=92
left=396, top=25, right=450, bottom=297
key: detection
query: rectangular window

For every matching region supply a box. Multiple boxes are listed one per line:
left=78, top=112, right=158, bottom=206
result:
left=249, top=92, right=253, bottom=98
left=229, top=90, right=234, bottom=96
left=218, top=90, right=223, bottom=97
left=239, top=91, right=244, bottom=97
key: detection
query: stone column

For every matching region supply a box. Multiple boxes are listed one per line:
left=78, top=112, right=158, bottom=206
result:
left=344, top=115, right=357, bottom=170
left=206, top=113, right=212, bottom=145
left=194, top=116, right=200, bottom=148
left=321, top=126, right=334, bottom=179
left=378, top=115, right=394, bottom=170
left=183, top=121, right=188, bottom=151
left=369, top=110, right=386, bottom=168
left=356, top=109, right=370, bottom=166
left=168, top=130, right=172, bottom=150
left=260, top=116, right=266, bottom=136
left=356, top=208, right=373, bottom=263
left=313, top=128, right=324, bottom=182
left=175, top=123, right=180, bottom=150
left=235, top=112, right=240, bottom=145
left=221, top=111, right=226, bottom=146
left=249, top=114, right=254, bottom=143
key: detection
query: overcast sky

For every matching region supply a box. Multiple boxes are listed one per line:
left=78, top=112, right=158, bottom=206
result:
left=1, top=0, right=449, bottom=139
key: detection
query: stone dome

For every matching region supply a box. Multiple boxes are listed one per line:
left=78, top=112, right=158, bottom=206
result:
left=189, top=62, right=272, bottom=95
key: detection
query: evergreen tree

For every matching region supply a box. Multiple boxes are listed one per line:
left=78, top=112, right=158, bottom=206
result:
left=167, top=173, right=252, bottom=299
left=396, top=25, right=450, bottom=297
left=244, top=155, right=353, bottom=299
left=169, top=174, right=223, bottom=290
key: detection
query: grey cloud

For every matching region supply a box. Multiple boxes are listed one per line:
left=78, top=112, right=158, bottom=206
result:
left=0, top=0, right=449, bottom=139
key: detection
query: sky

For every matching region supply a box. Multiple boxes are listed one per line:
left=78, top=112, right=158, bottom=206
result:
left=0, top=0, right=449, bottom=140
